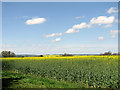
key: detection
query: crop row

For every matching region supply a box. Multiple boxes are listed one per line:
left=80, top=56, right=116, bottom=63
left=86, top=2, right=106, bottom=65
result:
left=2, top=56, right=119, bottom=88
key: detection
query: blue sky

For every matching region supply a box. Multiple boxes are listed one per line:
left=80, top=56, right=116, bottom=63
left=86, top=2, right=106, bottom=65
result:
left=2, top=2, right=118, bottom=54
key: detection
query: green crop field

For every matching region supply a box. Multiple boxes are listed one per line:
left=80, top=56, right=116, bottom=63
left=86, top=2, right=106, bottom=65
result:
left=1, top=56, right=119, bottom=88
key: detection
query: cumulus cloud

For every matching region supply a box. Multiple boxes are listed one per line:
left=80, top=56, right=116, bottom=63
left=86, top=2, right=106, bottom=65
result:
left=65, top=16, right=114, bottom=34
left=110, top=30, right=120, bottom=38
left=98, top=36, right=104, bottom=40
left=65, top=28, right=79, bottom=33
left=72, top=22, right=91, bottom=29
left=90, top=16, right=115, bottom=25
left=52, top=37, right=61, bottom=42
left=65, top=22, right=91, bottom=34
left=26, top=18, right=46, bottom=25
left=107, top=7, right=118, bottom=14
left=44, top=33, right=62, bottom=37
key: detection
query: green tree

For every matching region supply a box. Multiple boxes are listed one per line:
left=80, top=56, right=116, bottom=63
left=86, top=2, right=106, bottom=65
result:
left=10, top=52, right=16, bottom=57
left=1, top=51, right=16, bottom=57
left=39, top=55, right=43, bottom=57
left=62, top=53, right=73, bottom=56
left=103, top=51, right=112, bottom=55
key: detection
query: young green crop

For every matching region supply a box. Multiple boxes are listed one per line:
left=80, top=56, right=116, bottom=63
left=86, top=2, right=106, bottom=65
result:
left=2, top=56, right=119, bottom=88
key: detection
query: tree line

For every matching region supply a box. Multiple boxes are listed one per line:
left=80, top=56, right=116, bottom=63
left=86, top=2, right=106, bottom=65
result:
left=100, top=51, right=119, bottom=55
left=0, top=51, right=119, bottom=57
left=0, top=51, right=43, bottom=57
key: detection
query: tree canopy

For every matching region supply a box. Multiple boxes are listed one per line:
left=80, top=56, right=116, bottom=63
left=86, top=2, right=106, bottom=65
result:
left=1, top=51, right=16, bottom=57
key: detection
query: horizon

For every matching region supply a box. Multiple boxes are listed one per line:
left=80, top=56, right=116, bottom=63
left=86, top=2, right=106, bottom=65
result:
left=1, top=51, right=117, bottom=55
left=2, top=2, right=118, bottom=54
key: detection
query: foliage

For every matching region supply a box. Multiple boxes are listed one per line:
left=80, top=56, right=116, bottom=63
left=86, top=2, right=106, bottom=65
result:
left=1, top=51, right=16, bottom=57
left=39, top=55, right=44, bottom=57
left=103, top=51, right=112, bottom=55
left=62, top=53, right=73, bottom=56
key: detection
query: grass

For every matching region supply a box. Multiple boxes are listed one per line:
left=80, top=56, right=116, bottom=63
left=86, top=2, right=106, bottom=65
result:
left=2, top=71, right=88, bottom=88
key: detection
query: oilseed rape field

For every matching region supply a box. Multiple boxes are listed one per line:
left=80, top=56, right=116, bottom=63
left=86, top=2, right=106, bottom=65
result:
left=2, top=55, right=119, bottom=88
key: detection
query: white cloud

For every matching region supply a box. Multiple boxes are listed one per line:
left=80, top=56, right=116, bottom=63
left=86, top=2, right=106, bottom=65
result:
left=26, top=18, right=46, bottom=25
left=107, top=7, right=118, bottom=14
left=65, top=22, right=91, bottom=34
left=90, top=16, right=115, bottom=25
left=65, top=28, right=79, bottom=33
left=75, top=16, right=85, bottom=19
left=72, top=22, right=91, bottom=29
left=52, top=37, right=61, bottom=42
left=98, top=36, right=104, bottom=40
left=65, top=16, right=115, bottom=34
left=110, top=30, right=120, bottom=38
left=44, top=33, right=62, bottom=37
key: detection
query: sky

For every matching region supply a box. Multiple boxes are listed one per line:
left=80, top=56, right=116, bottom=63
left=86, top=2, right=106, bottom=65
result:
left=2, top=2, right=118, bottom=54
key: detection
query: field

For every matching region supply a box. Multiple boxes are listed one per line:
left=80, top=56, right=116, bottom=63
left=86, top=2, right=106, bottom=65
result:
left=1, top=55, right=119, bottom=88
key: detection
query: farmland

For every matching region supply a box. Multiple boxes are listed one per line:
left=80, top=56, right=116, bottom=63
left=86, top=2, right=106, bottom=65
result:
left=2, top=55, right=119, bottom=88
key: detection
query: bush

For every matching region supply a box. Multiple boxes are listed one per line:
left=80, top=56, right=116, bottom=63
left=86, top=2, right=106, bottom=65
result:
left=62, top=53, right=73, bottom=56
